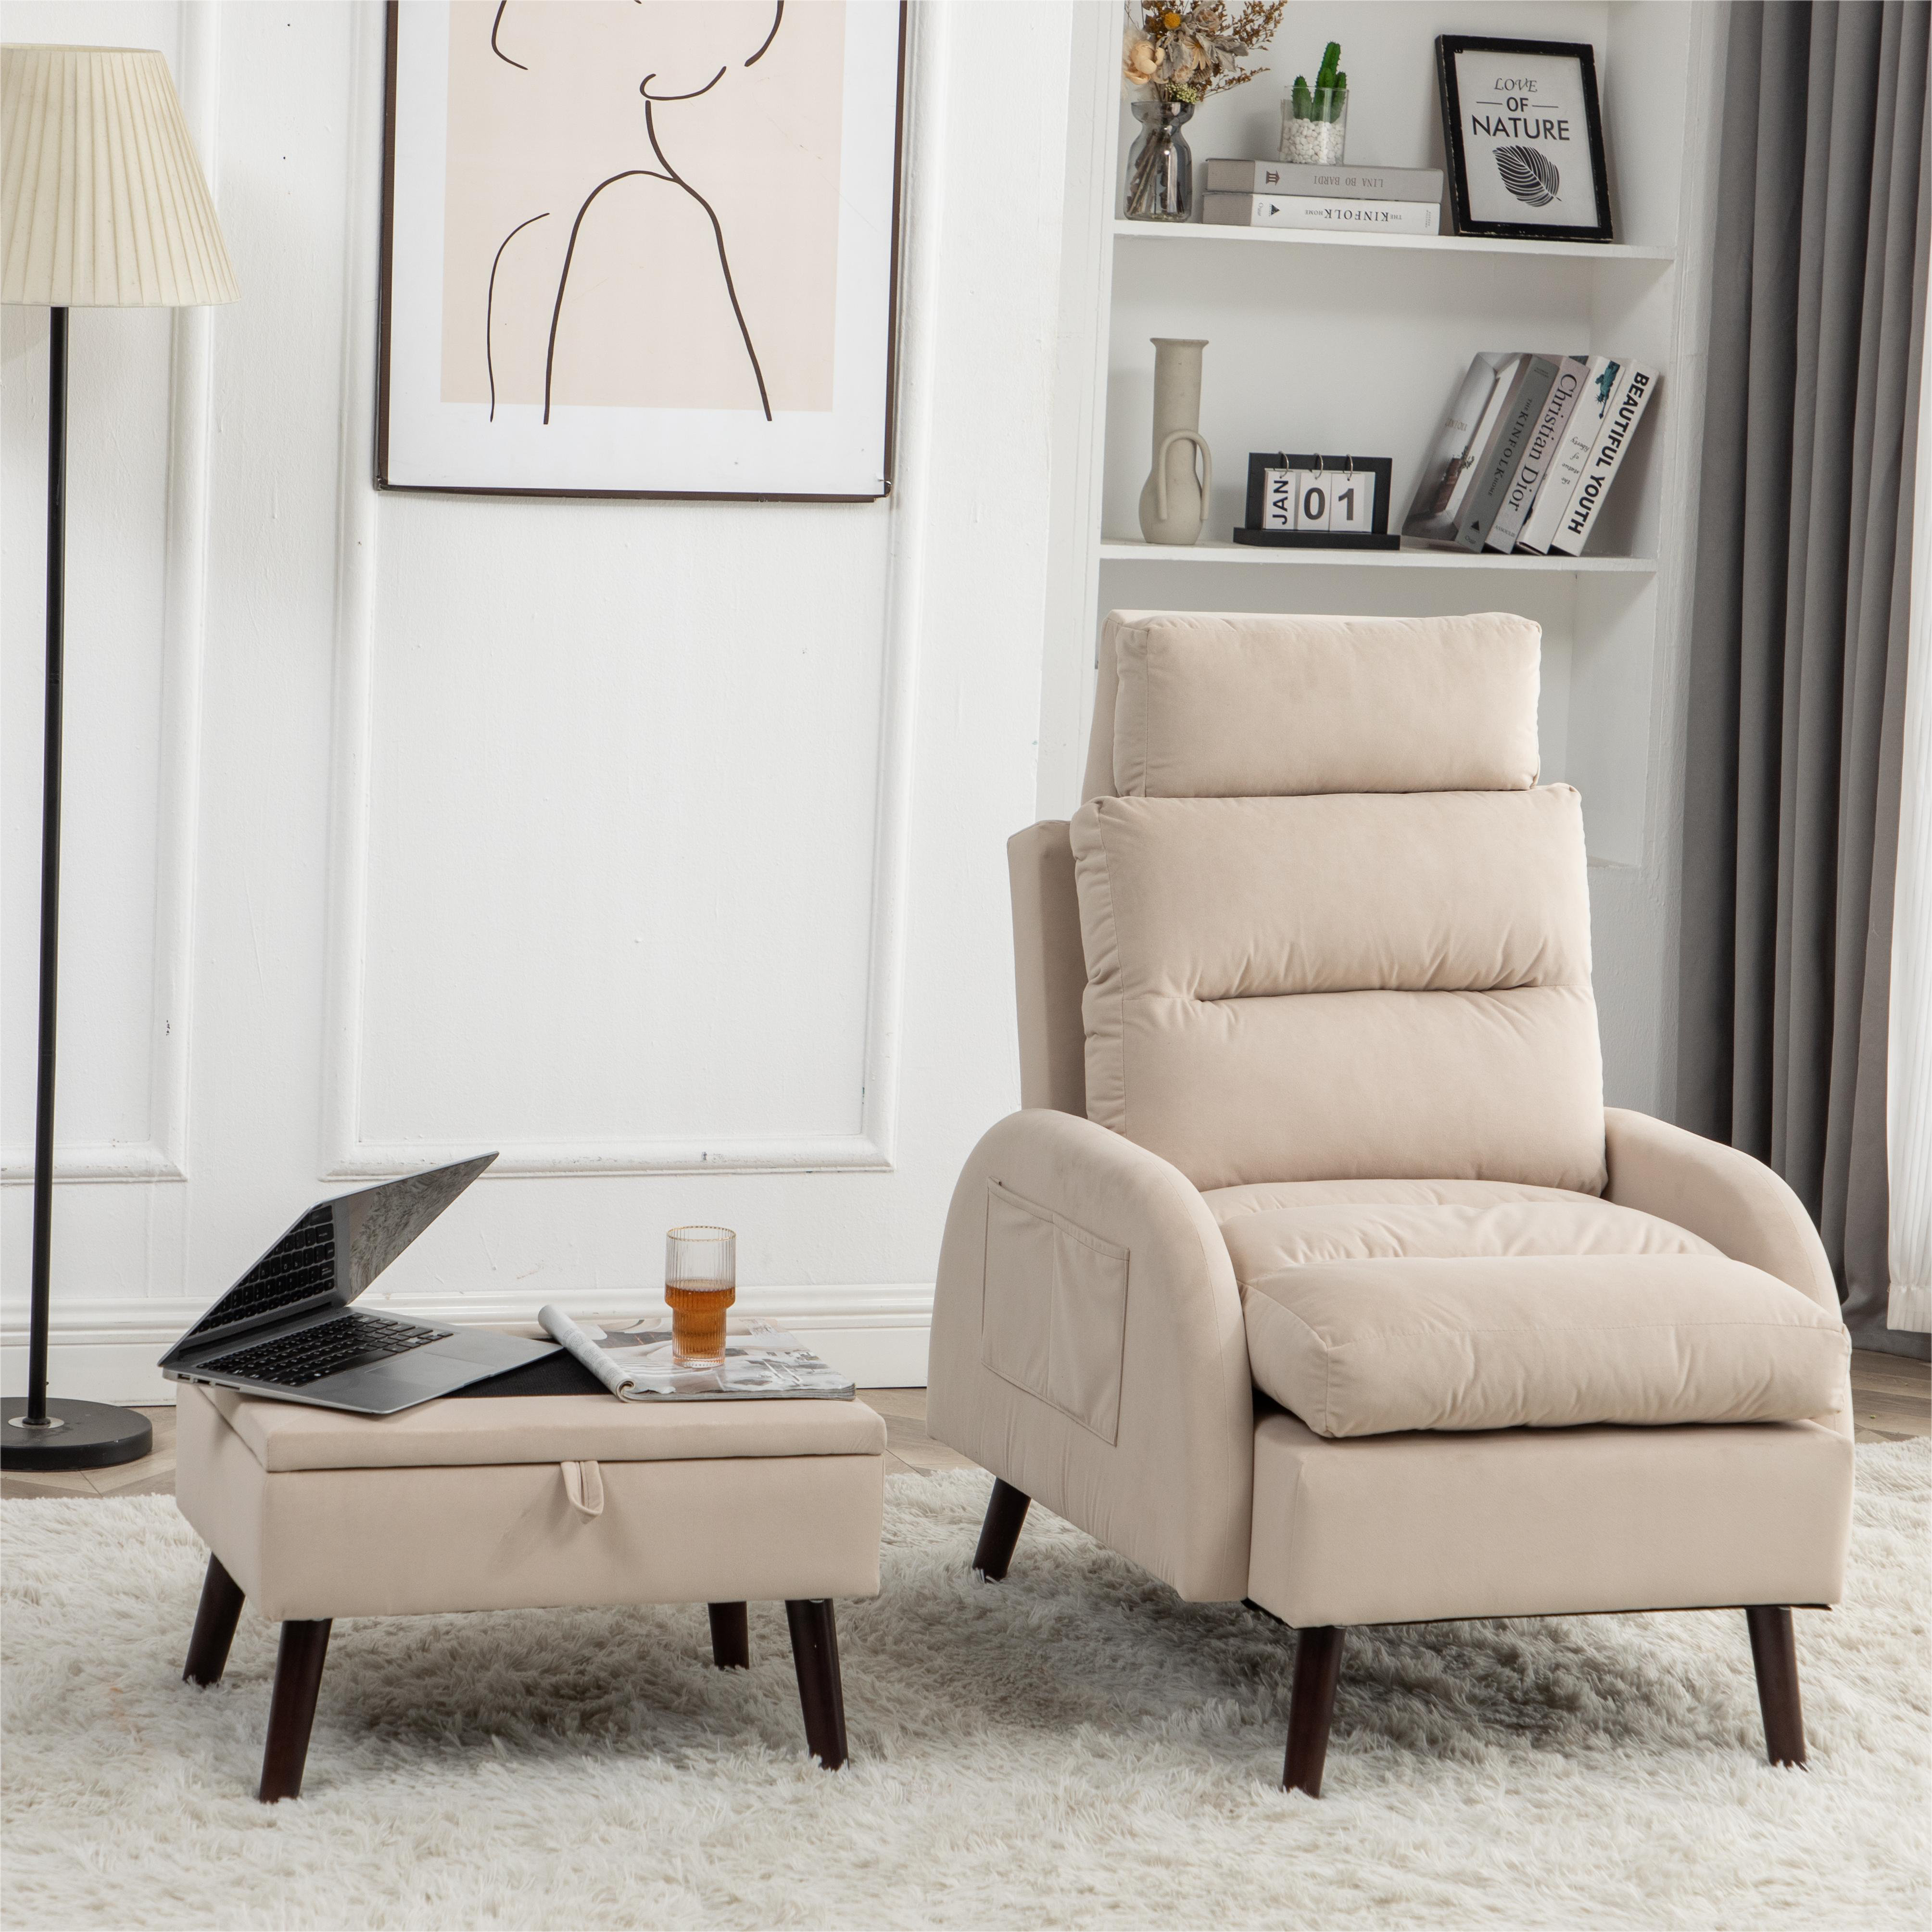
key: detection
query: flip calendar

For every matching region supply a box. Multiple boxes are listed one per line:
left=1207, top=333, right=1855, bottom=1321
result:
left=1237, top=453, right=1397, bottom=549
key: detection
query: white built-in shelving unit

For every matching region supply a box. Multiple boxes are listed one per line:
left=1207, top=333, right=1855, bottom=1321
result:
left=1038, top=1, right=1726, bottom=1111
left=1110, top=220, right=1679, bottom=263
left=1099, top=539, right=1660, bottom=572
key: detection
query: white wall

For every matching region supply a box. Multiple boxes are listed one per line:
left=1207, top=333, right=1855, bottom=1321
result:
left=2, top=0, right=1080, bottom=1400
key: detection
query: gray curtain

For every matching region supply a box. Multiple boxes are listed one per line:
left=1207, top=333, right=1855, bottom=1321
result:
left=1680, top=0, right=1930, bottom=1357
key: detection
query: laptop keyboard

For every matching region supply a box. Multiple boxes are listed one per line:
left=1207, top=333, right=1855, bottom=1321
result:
left=200, top=1311, right=453, bottom=1388
left=185, top=1204, right=338, bottom=1338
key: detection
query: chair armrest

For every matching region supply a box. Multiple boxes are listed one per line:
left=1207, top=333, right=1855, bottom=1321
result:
left=1603, top=1109, right=1838, bottom=1315
left=926, top=1109, right=1254, bottom=1602
left=1604, top=1108, right=1851, bottom=1439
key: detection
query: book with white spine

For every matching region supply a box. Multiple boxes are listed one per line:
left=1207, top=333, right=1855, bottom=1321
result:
left=1485, top=355, right=1589, bottom=553
left=1516, top=355, right=1620, bottom=554
left=1549, top=363, right=1659, bottom=556
left=1453, top=355, right=1558, bottom=550
left=1201, top=191, right=1441, bottom=235
left=1205, top=159, right=1444, bottom=201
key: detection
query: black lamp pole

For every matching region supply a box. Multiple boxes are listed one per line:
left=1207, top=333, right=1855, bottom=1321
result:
left=2, top=310, right=154, bottom=1472
left=27, top=305, right=69, bottom=1422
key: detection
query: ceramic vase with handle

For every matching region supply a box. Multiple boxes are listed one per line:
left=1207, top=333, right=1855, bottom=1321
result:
left=1137, top=337, right=1212, bottom=546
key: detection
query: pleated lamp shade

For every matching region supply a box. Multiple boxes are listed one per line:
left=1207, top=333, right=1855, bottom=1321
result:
left=1, top=43, right=236, bottom=307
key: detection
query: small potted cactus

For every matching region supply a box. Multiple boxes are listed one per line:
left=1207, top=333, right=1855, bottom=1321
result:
left=1280, top=41, right=1348, bottom=166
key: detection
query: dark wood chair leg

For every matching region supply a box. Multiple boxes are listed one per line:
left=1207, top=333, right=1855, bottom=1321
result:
left=708, top=1601, right=750, bottom=1669
left=1744, top=1605, right=1807, bottom=1768
left=972, top=1478, right=1031, bottom=1581
left=258, top=1620, right=331, bottom=1803
left=1282, top=1625, right=1345, bottom=1798
left=784, top=1598, right=848, bottom=1769
left=183, top=1554, right=245, bottom=1687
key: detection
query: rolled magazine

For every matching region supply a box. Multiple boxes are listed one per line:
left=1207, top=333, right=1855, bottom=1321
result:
left=537, top=1305, right=855, bottom=1402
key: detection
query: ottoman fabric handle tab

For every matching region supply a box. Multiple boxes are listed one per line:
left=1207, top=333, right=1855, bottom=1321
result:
left=561, top=1459, right=605, bottom=1518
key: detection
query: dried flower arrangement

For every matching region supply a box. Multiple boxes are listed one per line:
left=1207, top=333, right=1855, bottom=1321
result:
left=1122, top=1, right=1288, bottom=104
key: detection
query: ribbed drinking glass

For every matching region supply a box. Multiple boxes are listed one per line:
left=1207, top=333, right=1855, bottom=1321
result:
left=665, top=1225, right=736, bottom=1367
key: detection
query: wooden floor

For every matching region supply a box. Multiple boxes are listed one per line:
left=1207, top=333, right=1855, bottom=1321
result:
left=3, top=1354, right=1924, bottom=1502
left=1847, top=1349, right=1932, bottom=1442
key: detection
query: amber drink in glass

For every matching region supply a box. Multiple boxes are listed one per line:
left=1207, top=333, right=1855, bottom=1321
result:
left=665, top=1225, right=735, bottom=1367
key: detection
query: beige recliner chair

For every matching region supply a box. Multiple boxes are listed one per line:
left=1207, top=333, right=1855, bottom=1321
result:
left=927, top=610, right=1853, bottom=1796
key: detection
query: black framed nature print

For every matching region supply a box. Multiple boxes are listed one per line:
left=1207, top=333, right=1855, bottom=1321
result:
left=1434, top=36, right=1612, bottom=243
left=378, top=1, right=907, bottom=499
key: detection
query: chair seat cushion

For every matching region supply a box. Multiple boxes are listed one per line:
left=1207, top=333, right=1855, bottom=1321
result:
left=1205, top=1177, right=1720, bottom=1279
left=1240, top=1252, right=1848, bottom=1438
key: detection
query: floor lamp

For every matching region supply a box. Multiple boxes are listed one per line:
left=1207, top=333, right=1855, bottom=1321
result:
left=2, top=46, right=237, bottom=1471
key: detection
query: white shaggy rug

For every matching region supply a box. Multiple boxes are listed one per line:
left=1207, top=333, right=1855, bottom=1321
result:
left=3, top=1446, right=1927, bottom=1931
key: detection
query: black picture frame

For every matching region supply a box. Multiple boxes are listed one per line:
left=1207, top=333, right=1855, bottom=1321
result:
left=375, top=0, right=909, bottom=503
left=1233, top=453, right=1398, bottom=549
left=1435, top=35, right=1613, bottom=244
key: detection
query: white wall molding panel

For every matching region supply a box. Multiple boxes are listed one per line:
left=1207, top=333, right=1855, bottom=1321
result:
left=1, top=0, right=226, bottom=1191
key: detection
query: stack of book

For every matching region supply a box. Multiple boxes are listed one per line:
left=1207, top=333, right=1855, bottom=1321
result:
left=1402, top=353, right=1658, bottom=556
left=1201, top=160, right=1444, bottom=236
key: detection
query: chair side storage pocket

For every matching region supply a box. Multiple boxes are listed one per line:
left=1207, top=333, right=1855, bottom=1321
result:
left=981, top=1179, right=1130, bottom=1442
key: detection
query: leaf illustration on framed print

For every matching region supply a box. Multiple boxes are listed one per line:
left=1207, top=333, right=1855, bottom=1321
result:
left=379, top=1, right=908, bottom=499
left=1494, top=145, right=1560, bottom=208
left=1435, top=35, right=1612, bottom=243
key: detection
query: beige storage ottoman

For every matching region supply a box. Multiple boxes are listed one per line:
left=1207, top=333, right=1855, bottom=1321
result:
left=173, top=1382, right=887, bottom=1798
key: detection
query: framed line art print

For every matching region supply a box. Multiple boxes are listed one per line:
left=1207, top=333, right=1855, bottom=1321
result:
left=378, top=1, right=908, bottom=499
left=1434, top=36, right=1613, bottom=244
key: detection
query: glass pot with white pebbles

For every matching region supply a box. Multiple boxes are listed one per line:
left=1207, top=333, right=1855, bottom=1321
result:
left=1280, top=41, right=1348, bottom=166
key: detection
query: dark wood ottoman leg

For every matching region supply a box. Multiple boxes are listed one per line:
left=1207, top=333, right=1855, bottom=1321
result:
left=1282, top=1625, right=1345, bottom=1798
left=258, top=1619, right=331, bottom=1803
left=708, top=1601, right=750, bottom=1669
left=972, top=1478, right=1031, bottom=1581
left=1744, top=1605, right=1807, bottom=1768
left=784, top=1598, right=848, bottom=1769
left=183, top=1554, right=245, bottom=1687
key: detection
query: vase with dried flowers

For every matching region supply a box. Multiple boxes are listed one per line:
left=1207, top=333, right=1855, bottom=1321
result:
left=1122, top=2, right=1288, bottom=222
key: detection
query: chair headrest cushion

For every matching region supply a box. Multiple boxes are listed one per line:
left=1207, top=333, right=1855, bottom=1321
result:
left=1082, top=610, right=1542, bottom=801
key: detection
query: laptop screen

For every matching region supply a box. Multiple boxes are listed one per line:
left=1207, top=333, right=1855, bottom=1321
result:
left=171, top=1154, right=496, bottom=1350
left=338, top=1157, right=493, bottom=1295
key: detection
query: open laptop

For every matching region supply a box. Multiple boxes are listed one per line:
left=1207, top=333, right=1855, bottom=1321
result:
left=160, top=1155, right=558, bottom=1414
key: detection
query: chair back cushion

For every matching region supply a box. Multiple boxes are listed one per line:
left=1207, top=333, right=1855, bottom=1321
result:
left=1072, top=785, right=1604, bottom=1190
left=1082, top=610, right=1542, bottom=801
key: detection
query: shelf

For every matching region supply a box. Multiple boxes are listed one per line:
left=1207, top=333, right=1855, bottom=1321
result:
left=1098, top=540, right=1658, bottom=571
left=1109, top=220, right=1676, bottom=263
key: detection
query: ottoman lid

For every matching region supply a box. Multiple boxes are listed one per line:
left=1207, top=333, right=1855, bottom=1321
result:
left=203, top=1386, right=888, bottom=1473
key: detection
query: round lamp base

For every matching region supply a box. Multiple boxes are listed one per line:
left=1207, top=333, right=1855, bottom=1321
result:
left=1, top=1398, right=153, bottom=1473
